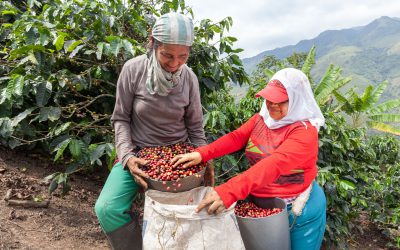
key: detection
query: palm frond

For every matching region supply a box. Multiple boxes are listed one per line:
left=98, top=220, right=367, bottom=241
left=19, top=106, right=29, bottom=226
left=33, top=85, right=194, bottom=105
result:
left=314, top=65, right=351, bottom=105
left=369, top=81, right=388, bottom=105
left=368, top=98, right=400, bottom=114
left=301, top=45, right=316, bottom=77
left=333, top=90, right=351, bottom=113
left=367, top=121, right=400, bottom=136
left=314, top=64, right=336, bottom=96
left=368, top=113, right=400, bottom=123
left=359, top=85, right=374, bottom=112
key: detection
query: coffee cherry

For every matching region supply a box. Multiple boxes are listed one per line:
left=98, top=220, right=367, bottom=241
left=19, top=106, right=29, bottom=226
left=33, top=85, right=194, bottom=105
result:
left=137, top=142, right=205, bottom=183
left=234, top=200, right=283, bottom=218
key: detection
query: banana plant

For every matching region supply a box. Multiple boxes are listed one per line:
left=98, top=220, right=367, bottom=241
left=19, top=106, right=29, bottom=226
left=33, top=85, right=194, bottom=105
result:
left=333, top=81, right=400, bottom=135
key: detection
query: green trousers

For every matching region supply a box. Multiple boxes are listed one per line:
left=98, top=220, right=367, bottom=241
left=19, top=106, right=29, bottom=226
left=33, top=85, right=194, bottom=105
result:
left=94, top=163, right=139, bottom=233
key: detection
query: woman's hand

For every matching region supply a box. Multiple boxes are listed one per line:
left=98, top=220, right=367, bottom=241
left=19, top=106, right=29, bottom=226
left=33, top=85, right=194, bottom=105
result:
left=196, top=190, right=226, bottom=215
left=171, top=152, right=202, bottom=168
left=126, top=157, right=149, bottom=189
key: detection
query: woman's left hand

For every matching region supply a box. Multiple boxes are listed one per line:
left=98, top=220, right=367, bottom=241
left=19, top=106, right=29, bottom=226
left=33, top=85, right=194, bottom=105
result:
left=196, top=190, right=226, bottom=215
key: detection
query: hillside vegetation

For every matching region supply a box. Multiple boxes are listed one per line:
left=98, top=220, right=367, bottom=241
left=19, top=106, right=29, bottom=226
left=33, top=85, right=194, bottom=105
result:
left=243, top=16, right=400, bottom=101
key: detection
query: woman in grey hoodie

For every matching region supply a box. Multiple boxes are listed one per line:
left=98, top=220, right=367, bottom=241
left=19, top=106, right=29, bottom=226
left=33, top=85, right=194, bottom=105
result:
left=95, top=12, right=210, bottom=250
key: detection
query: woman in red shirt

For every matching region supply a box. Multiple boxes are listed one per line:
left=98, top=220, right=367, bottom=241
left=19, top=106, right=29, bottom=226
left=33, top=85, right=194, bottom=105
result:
left=172, top=68, right=326, bottom=250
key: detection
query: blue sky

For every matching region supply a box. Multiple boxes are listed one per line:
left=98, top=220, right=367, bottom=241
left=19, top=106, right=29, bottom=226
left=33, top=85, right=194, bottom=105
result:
left=185, top=0, right=400, bottom=58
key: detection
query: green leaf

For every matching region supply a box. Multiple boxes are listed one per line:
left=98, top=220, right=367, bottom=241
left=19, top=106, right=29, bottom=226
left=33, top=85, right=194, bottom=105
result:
left=229, top=54, right=242, bottom=66
left=368, top=114, right=400, bottom=123
left=53, top=138, right=71, bottom=161
left=0, top=118, right=13, bottom=137
left=121, top=39, right=135, bottom=57
left=202, top=78, right=218, bottom=90
left=69, top=139, right=82, bottom=159
left=65, top=163, right=79, bottom=174
left=64, top=40, right=83, bottom=52
left=28, top=0, right=42, bottom=8
left=301, top=46, right=316, bottom=75
left=90, top=144, right=106, bottom=165
left=39, top=29, right=50, bottom=45
left=9, top=45, right=46, bottom=60
left=6, top=78, right=16, bottom=100
left=109, top=38, right=122, bottom=57
left=202, top=112, right=210, bottom=128
left=1, top=23, right=13, bottom=28
left=13, top=75, right=25, bottom=96
left=44, top=172, right=59, bottom=182
left=54, top=122, right=71, bottom=136
left=62, top=181, right=71, bottom=196
left=96, top=42, right=104, bottom=60
left=53, top=34, right=65, bottom=51
left=218, top=112, right=226, bottom=128
left=2, top=10, right=18, bottom=15
left=35, top=81, right=52, bottom=107
left=49, top=177, right=59, bottom=193
left=25, top=27, right=36, bottom=44
left=105, top=36, right=120, bottom=43
left=225, top=155, right=237, bottom=165
left=314, top=65, right=350, bottom=104
left=369, top=81, right=387, bottom=105
left=339, top=179, right=356, bottom=191
left=24, top=53, right=39, bottom=65
left=69, top=45, right=84, bottom=58
left=96, top=159, right=102, bottom=166
left=38, top=107, right=61, bottom=122
left=368, top=98, right=400, bottom=114
left=11, top=108, right=36, bottom=127
left=107, top=147, right=117, bottom=171
left=367, top=121, right=400, bottom=136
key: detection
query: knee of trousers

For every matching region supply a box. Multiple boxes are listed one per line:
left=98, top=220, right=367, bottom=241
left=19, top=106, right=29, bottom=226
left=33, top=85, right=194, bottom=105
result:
left=94, top=197, right=128, bottom=227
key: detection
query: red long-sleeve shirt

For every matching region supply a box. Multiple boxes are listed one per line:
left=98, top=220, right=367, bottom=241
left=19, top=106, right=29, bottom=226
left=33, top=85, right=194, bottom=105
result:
left=196, top=114, right=319, bottom=208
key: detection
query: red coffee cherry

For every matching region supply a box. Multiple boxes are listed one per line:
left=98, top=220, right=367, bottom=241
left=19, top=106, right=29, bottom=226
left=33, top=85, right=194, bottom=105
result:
left=137, top=142, right=205, bottom=182
left=234, top=200, right=283, bottom=218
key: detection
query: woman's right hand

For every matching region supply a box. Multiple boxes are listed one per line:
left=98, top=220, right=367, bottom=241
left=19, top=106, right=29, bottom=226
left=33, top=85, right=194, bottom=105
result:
left=126, top=157, right=149, bottom=189
left=171, top=152, right=202, bottom=168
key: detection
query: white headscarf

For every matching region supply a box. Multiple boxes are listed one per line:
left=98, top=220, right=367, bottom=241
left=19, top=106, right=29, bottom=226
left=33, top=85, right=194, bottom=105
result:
left=259, top=68, right=325, bottom=130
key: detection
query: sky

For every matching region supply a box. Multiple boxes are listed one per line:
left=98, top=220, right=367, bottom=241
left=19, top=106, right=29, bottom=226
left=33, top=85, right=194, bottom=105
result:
left=185, top=0, right=400, bottom=58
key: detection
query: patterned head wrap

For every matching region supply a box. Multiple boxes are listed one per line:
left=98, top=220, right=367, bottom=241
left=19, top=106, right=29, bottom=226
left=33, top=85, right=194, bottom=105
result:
left=152, top=12, right=194, bottom=46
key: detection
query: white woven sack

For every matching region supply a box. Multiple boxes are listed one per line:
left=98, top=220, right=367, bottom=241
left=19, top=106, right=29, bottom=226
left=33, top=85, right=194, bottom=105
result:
left=142, top=186, right=245, bottom=250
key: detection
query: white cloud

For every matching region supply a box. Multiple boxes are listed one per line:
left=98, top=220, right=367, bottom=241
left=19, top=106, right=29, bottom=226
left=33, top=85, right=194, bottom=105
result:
left=185, top=0, right=400, bottom=58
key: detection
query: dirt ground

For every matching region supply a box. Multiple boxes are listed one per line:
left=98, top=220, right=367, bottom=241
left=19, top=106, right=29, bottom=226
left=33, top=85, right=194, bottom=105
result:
left=0, top=147, right=395, bottom=250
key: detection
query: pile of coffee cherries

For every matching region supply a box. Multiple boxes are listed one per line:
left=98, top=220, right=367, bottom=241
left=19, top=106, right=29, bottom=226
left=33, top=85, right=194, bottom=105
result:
left=234, top=200, right=283, bottom=218
left=137, top=142, right=205, bottom=182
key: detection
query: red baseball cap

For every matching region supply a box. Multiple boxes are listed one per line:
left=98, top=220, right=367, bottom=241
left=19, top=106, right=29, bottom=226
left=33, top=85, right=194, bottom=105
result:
left=255, top=79, right=288, bottom=103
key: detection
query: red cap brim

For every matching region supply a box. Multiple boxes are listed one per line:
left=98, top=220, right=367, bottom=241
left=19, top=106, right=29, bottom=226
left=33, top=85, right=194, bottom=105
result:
left=255, top=85, right=288, bottom=103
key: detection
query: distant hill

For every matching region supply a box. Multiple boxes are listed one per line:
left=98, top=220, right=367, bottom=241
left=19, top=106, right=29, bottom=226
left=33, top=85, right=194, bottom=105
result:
left=242, top=16, right=400, bottom=101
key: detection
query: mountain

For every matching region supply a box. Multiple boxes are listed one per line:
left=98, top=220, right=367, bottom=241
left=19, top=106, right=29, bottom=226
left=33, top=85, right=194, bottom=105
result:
left=242, top=16, right=400, bottom=101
